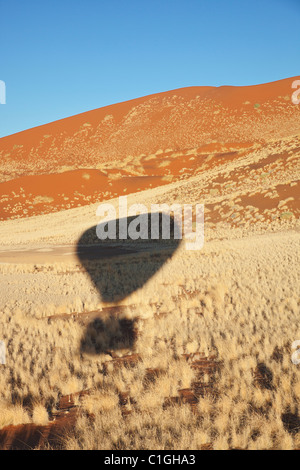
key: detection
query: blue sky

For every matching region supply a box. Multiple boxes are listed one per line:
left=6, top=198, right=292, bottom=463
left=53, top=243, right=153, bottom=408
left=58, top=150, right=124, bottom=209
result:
left=0, top=0, right=299, bottom=138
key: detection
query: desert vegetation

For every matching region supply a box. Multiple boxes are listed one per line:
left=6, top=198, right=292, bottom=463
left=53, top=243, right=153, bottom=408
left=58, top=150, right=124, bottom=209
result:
left=0, top=220, right=299, bottom=449
left=0, top=78, right=299, bottom=450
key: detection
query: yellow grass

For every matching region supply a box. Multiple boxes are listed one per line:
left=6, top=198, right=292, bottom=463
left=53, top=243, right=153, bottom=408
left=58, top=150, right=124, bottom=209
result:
left=0, top=135, right=299, bottom=449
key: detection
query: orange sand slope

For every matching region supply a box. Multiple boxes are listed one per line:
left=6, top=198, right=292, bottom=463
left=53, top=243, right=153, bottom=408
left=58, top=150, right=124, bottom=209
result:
left=0, top=76, right=299, bottom=220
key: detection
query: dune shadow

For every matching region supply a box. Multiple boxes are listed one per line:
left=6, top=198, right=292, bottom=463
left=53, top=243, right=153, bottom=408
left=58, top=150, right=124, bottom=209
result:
left=77, top=212, right=182, bottom=355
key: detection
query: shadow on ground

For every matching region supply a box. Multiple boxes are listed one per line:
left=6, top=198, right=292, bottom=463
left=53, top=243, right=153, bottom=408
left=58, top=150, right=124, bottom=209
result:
left=77, top=212, right=182, bottom=355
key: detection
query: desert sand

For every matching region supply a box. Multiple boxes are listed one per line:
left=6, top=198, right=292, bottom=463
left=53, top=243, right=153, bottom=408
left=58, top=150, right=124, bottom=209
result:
left=0, top=77, right=299, bottom=450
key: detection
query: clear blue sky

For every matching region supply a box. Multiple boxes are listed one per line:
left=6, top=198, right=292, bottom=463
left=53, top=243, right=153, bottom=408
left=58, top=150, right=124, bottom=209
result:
left=0, top=0, right=299, bottom=138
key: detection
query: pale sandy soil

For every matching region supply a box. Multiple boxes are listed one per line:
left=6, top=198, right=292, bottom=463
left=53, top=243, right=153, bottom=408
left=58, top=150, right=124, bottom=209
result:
left=0, top=164, right=299, bottom=449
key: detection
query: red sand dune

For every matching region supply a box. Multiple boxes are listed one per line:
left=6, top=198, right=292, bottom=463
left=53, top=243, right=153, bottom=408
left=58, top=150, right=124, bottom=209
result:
left=0, top=76, right=300, bottom=220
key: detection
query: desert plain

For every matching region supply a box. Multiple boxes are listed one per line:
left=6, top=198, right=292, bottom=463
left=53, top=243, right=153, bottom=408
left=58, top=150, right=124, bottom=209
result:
left=0, top=77, right=299, bottom=449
